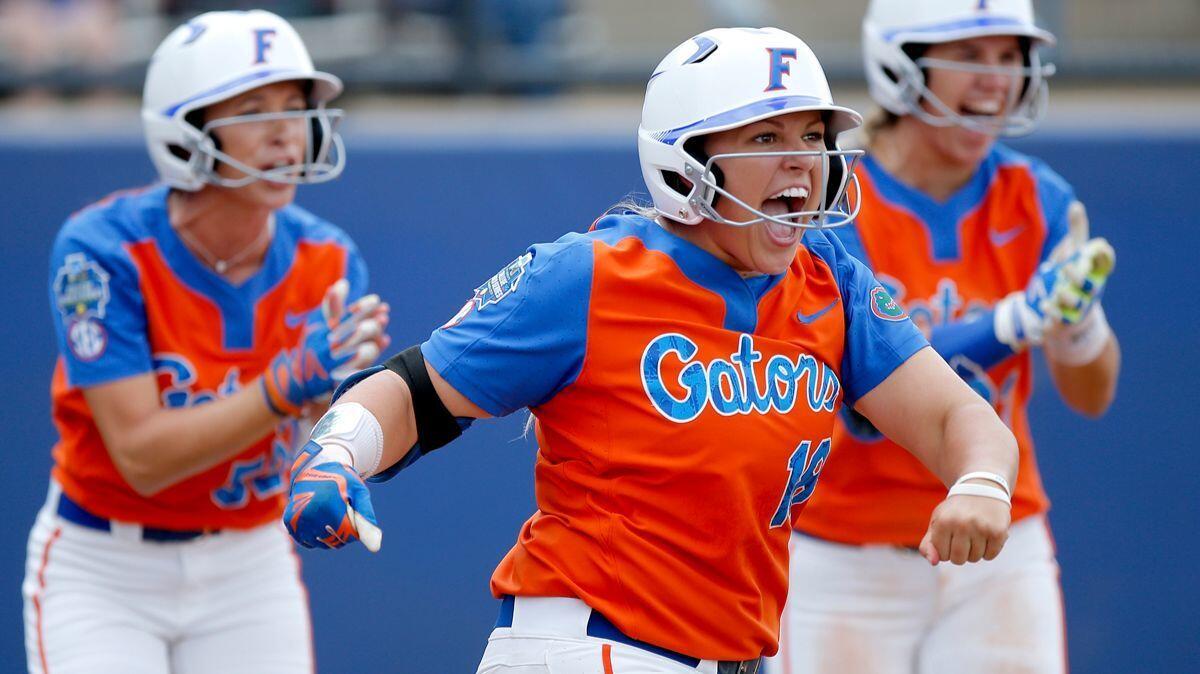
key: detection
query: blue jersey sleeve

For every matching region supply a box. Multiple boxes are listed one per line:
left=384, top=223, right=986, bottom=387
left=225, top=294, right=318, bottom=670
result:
left=421, top=234, right=593, bottom=417
left=50, top=215, right=152, bottom=388
left=805, top=230, right=929, bottom=408
left=1030, top=156, right=1076, bottom=264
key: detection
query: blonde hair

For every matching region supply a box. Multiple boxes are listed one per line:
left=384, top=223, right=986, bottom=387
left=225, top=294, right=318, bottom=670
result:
left=607, top=194, right=660, bottom=221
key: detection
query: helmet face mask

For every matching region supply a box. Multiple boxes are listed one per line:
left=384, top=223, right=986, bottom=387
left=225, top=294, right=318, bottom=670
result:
left=142, top=10, right=345, bottom=191
left=681, top=146, right=864, bottom=230
left=863, top=0, right=1056, bottom=137
left=193, top=108, right=346, bottom=188
left=638, top=27, right=864, bottom=230
left=892, top=45, right=1054, bottom=136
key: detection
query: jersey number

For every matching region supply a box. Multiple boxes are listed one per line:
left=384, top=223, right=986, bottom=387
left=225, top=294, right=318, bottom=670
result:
left=212, top=438, right=289, bottom=509
left=770, top=438, right=831, bottom=528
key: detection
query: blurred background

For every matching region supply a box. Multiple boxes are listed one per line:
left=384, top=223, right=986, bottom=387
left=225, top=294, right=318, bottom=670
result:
left=0, top=0, right=1198, bottom=94
left=2, top=1, right=1198, bottom=673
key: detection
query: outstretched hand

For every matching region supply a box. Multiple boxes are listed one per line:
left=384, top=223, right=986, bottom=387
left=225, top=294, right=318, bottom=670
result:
left=918, top=486, right=1011, bottom=565
left=284, top=439, right=383, bottom=552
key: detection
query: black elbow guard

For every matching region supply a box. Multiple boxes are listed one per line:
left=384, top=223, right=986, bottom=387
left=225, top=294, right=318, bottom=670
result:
left=382, top=346, right=463, bottom=453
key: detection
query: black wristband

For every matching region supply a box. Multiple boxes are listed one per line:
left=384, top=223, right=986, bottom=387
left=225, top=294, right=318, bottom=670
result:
left=382, top=346, right=462, bottom=453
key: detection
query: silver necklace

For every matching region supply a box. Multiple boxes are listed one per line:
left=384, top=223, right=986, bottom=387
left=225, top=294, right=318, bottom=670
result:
left=175, top=215, right=275, bottom=275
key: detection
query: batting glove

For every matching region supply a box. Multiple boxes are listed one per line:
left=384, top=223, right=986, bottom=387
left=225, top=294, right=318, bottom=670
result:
left=993, top=268, right=1053, bottom=352
left=261, top=280, right=389, bottom=417
left=284, top=439, right=382, bottom=552
left=1043, top=238, right=1115, bottom=326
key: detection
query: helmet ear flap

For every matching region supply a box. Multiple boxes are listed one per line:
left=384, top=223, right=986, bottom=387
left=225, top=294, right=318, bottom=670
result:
left=302, top=80, right=327, bottom=174
left=661, top=135, right=725, bottom=207
left=822, top=114, right=846, bottom=210
left=681, top=135, right=724, bottom=207
left=184, top=109, right=221, bottom=154
left=308, top=114, right=325, bottom=173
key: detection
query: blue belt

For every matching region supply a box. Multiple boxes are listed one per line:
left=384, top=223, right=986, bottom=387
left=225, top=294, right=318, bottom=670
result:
left=496, top=596, right=762, bottom=674
left=56, top=491, right=218, bottom=543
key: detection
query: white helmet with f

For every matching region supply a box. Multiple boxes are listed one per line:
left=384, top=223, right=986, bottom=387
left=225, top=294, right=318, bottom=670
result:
left=638, top=27, right=864, bottom=230
left=142, top=9, right=345, bottom=191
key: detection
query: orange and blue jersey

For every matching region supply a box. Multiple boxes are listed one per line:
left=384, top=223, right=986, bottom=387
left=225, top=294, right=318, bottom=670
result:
left=797, top=144, right=1075, bottom=548
left=49, top=184, right=367, bottom=531
left=419, top=213, right=928, bottom=660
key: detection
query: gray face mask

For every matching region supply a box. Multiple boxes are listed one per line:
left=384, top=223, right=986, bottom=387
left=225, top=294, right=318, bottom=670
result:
left=904, top=54, right=1056, bottom=137
left=683, top=147, right=865, bottom=230
left=193, top=107, right=345, bottom=188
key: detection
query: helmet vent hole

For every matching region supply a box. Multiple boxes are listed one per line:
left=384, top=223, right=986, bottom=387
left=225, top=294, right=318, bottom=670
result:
left=168, top=144, right=191, bottom=162
left=663, top=170, right=691, bottom=197
left=682, top=37, right=719, bottom=66
left=687, top=44, right=718, bottom=65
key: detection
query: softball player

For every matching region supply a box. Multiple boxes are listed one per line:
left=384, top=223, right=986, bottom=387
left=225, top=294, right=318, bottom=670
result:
left=22, top=11, right=389, bottom=674
left=286, top=28, right=1021, bottom=673
left=770, top=2, right=1121, bottom=673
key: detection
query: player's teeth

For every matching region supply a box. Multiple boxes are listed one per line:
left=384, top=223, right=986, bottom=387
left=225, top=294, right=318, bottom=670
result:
left=966, top=101, right=1001, bottom=114
left=772, top=187, right=810, bottom=199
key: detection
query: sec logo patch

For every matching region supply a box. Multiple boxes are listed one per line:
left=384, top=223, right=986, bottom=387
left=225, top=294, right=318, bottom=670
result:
left=68, top=317, right=107, bottom=361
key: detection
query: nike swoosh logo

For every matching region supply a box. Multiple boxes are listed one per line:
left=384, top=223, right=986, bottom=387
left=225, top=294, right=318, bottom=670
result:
left=797, top=299, right=839, bottom=324
left=989, top=224, right=1025, bottom=247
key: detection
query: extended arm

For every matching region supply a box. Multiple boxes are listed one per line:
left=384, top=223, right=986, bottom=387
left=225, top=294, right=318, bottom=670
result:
left=283, top=347, right=487, bottom=552
left=855, top=346, right=1019, bottom=565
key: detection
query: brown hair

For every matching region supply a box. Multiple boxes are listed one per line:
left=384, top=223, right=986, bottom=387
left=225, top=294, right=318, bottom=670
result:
left=862, top=108, right=901, bottom=149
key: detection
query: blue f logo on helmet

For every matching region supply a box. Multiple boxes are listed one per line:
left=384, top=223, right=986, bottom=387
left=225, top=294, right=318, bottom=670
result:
left=637, top=27, right=865, bottom=230
left=253, top=28, right=277, bottom=64
left=765, top=48, right=797, bottom=92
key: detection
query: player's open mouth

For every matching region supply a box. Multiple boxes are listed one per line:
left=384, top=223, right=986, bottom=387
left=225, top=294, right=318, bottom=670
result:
left=260, top=158, right=302, bottom=175
left=760, top=186, right=809, bottom=244
left=961, top=100, right=1004, bottom=117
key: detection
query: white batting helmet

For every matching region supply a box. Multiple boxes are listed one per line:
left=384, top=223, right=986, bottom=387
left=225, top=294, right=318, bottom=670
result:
left=142, top=10, right=345, bottom=191
left=863, top=0, right=1056, bottom=136
left=638, top=27, right=864, bottom=229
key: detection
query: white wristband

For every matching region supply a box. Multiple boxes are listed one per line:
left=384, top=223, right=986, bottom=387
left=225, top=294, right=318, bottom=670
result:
left=1044, top=305, right=1112, bottom=366
left=948, top=482, right=1012, bottom=506
left=309, top=402, right=384, bottom=477
left=954, top=471, right=1012, bottom=498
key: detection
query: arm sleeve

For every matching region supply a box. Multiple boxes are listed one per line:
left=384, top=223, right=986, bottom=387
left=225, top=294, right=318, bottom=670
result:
left=807, top=230, right=929, bottom=408
left=420, top=234, right=593, bottom=417
left=927, top=314, right=1013, bottom=371
left=49, top=219, right=152, bottom=388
